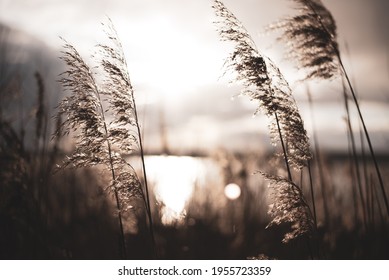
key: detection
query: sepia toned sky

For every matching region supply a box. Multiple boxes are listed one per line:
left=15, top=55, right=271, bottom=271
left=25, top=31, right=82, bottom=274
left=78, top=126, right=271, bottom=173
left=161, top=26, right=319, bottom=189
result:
left=1, top=0, right=388, bottom=153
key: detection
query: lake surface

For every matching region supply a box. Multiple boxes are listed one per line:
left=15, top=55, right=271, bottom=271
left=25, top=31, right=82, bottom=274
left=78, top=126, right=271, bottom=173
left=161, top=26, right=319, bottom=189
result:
left=131, top=153, right=389, bottom=229
left=144, top=155, right=225, bottom=224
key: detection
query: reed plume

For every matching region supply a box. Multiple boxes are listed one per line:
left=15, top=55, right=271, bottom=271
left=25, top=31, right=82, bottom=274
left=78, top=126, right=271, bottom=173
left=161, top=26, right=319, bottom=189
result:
left=261, top=172, right=315, bottom=243
left=213, top=0, right=311, bottom=171
left=268, top=0, right=339, bottom=80
left=55, top=20, right=154, bottom=258
left=212, top=0, right=314, bottom=243
left=98, top=19, right=156, bottom=256
left=269, top=0, right=389, bottom=217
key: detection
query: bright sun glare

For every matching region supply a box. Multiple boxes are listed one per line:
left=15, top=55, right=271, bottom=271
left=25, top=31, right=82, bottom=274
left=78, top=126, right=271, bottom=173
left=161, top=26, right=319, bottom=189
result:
left=123, top=15, right=221, bottom=101
left=145, top=156, right=203, bottom=225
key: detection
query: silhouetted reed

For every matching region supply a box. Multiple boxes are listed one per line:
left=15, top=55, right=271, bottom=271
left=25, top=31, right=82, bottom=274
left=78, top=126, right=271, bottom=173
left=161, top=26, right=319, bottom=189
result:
left=269, top=0, right=389, bottom=217
left=212, top=0, right=315, bottom=244
left=55, top=19, right=155, bottom=258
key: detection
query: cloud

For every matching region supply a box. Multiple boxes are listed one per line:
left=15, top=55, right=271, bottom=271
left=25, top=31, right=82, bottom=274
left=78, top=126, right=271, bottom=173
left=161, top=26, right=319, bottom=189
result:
left=2, top=0, right=388, bottom=153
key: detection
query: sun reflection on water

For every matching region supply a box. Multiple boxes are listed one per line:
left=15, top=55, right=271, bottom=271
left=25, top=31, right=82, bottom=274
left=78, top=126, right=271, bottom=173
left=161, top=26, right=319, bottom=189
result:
left=145, top=156, right=206, bottom=225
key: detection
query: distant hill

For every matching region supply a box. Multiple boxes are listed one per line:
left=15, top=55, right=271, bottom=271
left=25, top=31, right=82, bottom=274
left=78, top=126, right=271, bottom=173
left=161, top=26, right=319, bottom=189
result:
left=0, top=22, right=64, bottom=150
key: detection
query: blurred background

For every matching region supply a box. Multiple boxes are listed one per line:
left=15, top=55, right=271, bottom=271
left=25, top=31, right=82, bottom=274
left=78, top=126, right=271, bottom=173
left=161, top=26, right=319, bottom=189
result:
left=1, top=0, right=388, bottom=259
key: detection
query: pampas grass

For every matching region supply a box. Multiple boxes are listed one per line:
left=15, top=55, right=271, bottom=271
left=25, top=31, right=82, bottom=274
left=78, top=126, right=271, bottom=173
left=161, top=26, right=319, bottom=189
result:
left=269, top=0, right=389, bottom=217
left=55, top=19, right=155, bottom=258
left=212, top=0, right=311, bottom=172
left=212, top=0, right=314, bottom=244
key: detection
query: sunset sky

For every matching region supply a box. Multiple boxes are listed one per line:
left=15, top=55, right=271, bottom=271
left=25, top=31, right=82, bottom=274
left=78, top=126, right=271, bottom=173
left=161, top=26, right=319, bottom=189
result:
left=1, top=0, right=388, bottom=153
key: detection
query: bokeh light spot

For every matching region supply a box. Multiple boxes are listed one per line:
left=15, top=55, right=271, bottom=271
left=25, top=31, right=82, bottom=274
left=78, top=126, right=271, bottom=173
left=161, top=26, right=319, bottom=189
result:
left=224, top=183, right=241, bottom=200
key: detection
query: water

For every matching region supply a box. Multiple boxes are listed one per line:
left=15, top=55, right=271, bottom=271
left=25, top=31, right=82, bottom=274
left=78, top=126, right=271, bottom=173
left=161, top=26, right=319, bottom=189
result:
left=141, top=154, right=389, bottom=229
left=144, top=155, right=224, bottom=225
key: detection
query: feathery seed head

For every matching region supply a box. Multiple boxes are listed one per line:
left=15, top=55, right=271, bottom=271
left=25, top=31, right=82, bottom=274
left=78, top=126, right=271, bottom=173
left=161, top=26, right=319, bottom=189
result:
left=55, top=20, right=143, bottom=212
left=261, top=172, right=315, bottom=243
left=268, top=0, right=339, bottom=80
left=213, top=0, right=311, bottom=169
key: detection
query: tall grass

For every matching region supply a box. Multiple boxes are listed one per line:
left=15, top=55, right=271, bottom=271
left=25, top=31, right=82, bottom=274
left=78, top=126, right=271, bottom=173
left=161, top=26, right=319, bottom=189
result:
left=0, top=65, right=57, bottom=257
left=268, top=0, right=389, bottom=217
left=306, top=87, right=330, bottom=227
left=212, top=0, right=315, bottom=245
left=55, top=20, right=155, bottom=259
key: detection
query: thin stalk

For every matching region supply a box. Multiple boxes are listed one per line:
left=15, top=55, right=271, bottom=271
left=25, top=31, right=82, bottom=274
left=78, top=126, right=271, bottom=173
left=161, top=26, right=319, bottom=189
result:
left=109, top=152, right=127, bottom=259
left=370, top=174, right=375, bottom=227
left=275, top=109, right=317, bottom=258
left=274, top=111, right=292, bottom=182
left=339, top=57, right=389, bottom=217
left=342, top=77, right=367, bottom=230
left=307, top=1, right=389, bottom=217
left=77, top=58, right=127, bottom=258
left=131, top=93, right=157, bottom=258
left=299, top=169, right=305, bottom=200
left=307, top=88, right=330, bottom=227
left=360, top=123, right=371, bottom=226
left=106, top=24, right=157, bottom=256
left=308, top=161, right=322, bottom=259
left=371, top=176, right=385, bottom=226
left=344, top=123, right=359, bottom=228
left=307, top=162, right=317, bottom=230
left=95, top=87, right=127, bottom=260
